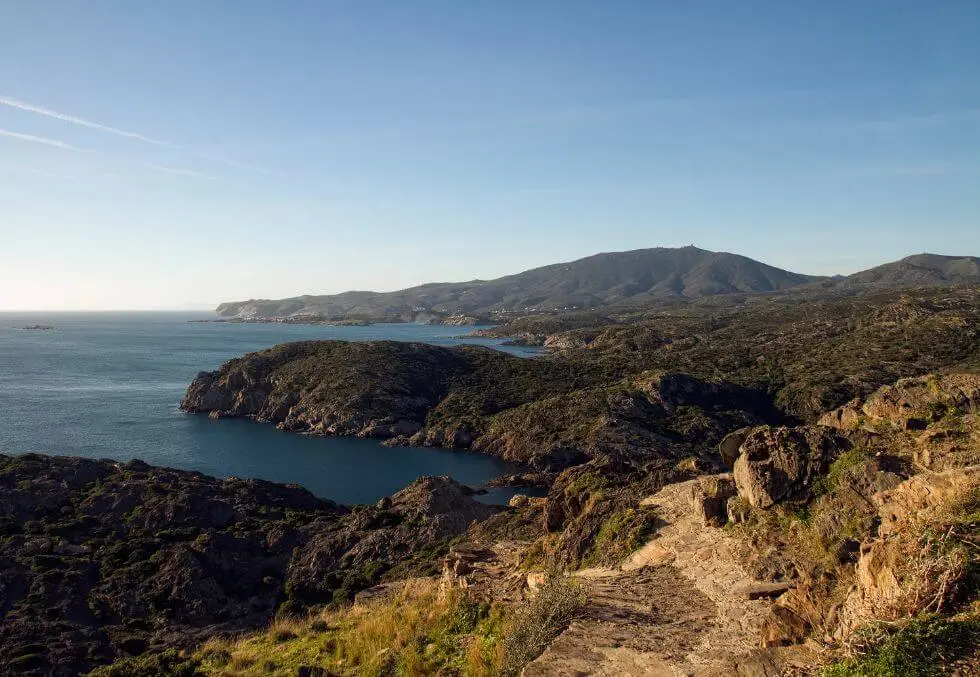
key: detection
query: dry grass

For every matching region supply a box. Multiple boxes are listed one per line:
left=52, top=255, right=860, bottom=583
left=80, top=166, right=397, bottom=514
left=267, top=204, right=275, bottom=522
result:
left=892, top=486, right=979, bottom=619
left=499, top=573, right=585, bottom=675
left=195, top=578, right=504, bottom=676
left=189, top=572, right=586, bottom=677
left=903, top=527, right=971, bottom=615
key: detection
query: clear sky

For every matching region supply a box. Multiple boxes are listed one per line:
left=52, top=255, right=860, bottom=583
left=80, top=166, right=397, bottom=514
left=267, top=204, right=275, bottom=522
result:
left=1, top=1, right=978, bottom=310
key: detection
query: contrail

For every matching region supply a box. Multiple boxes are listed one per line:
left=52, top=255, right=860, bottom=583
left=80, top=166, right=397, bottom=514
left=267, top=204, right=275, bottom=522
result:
left=0, top=95, right=266, bottom=172
left=0, top=96, right=166, bottom=145
left=0, top=127, right=89, bottom=152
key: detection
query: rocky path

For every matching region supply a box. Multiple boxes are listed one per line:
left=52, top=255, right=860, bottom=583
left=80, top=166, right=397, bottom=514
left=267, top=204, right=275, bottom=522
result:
left=525, top=477, right=791, bottom=676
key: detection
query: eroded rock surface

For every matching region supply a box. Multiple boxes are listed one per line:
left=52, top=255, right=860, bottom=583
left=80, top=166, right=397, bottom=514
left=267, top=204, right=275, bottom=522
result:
left=733, top=426, right=850, bottom=508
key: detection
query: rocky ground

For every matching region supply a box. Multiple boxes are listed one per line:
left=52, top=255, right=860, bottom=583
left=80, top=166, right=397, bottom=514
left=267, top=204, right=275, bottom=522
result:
left=525, top=477, right=791, bottom=676
left=456, top=374, right=979, bottom=675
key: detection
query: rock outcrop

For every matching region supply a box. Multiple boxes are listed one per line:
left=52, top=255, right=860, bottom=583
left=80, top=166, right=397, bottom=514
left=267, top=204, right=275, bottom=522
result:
left=819, top=373, right=980, bottom=432
left=732, top=426, right=850, bottom=508
left=690, top=473, right=738, bottom=526
left=180, top=341, right=474, bottom=438
left=834, top=466, right=979, bottom=637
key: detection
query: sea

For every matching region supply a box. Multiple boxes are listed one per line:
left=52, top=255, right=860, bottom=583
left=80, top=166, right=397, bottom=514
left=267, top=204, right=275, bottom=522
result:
left=0, top=312, right=541, bottom=505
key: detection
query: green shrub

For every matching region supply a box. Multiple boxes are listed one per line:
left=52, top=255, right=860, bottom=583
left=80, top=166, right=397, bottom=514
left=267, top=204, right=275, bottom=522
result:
left=813, top=448, right=868, bottom=496
left=583, top=507, right=658, bottom=567
left=822, top=615, right=980, bottom=676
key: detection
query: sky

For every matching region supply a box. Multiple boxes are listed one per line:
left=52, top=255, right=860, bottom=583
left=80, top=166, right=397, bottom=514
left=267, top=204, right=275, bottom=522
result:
left=1, top=1, right=978, bottom=310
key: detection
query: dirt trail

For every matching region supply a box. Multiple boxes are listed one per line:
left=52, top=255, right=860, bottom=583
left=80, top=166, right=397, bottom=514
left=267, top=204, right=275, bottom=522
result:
left=525, top=477, right=790, bottom=676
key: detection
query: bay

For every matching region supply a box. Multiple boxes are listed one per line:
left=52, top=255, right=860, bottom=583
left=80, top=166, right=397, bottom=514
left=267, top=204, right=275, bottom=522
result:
left=0, top=312, right=538, bottom=504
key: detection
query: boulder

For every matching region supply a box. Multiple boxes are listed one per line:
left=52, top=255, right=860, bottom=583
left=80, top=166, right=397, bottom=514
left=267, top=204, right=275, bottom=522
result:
left=733, top=426, right=849, bottom=508
left=718, top=427, right=752, bottom=468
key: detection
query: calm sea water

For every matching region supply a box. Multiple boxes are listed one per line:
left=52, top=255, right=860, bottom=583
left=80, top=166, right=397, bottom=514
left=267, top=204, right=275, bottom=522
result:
left=0, top=312, right=538, bottom=505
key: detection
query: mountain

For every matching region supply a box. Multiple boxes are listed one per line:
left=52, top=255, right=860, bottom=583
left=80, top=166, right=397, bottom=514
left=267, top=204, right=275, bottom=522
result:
left=814, top=253, right=980, bottom=293
left=215, top=246, right=820, bottom=321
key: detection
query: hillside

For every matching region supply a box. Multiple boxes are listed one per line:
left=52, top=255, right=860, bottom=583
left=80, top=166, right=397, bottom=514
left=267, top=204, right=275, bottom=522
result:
left=0, top=455, right=497, bottom=675
left=214, top=248, right=979, bottom=323
left=214, top=246, right=819, bottom=321
left=809, top=253, right=980, bottom=294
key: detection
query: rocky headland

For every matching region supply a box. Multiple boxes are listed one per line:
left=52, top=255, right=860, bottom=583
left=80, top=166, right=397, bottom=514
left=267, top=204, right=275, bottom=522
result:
left=179, top=340, right=778, bottom=471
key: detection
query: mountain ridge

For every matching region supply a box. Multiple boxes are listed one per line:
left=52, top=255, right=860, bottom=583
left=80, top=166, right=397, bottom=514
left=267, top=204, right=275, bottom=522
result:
left=215, top=246, right=818, bottom=321
left=215, top=247, right=979, bottom=321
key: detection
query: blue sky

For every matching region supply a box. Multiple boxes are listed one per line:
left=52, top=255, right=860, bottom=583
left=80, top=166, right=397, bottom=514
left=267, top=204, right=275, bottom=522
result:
left=1, top=1, right=978, bottom=310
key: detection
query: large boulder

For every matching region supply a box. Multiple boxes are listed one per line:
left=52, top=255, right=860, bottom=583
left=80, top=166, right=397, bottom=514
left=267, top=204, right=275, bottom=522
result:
left=733, top=426, right=850, bottom=508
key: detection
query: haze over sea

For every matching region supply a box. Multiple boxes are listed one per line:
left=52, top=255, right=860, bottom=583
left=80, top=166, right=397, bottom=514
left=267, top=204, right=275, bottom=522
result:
left=0, top=312, right=537, bottom=504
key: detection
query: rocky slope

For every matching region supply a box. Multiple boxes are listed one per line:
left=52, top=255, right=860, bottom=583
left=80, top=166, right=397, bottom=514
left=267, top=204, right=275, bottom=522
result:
left=492, top=373, right=979, bottom=675
left=0, top=455, right=496, bottom=676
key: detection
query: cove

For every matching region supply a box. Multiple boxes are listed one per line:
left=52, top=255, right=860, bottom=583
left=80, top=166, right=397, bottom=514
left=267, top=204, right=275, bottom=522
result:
left=0, top=312, right=535, bottom=504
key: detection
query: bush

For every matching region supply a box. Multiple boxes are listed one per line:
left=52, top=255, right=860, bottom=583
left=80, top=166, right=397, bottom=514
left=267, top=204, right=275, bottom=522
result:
left=500, top=574, right=585, bottom=675
left=813, top=448, right=868, bottom=497
left=822, top=614, right=980, bottom=676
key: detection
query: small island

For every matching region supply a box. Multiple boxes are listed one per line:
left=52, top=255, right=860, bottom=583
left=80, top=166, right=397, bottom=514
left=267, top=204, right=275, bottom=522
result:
left=20, top=324, right=55, bottom=331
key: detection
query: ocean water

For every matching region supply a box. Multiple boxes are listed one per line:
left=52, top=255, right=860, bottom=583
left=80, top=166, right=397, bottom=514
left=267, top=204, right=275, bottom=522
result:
left=0, top=312, right=539, bottom=505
